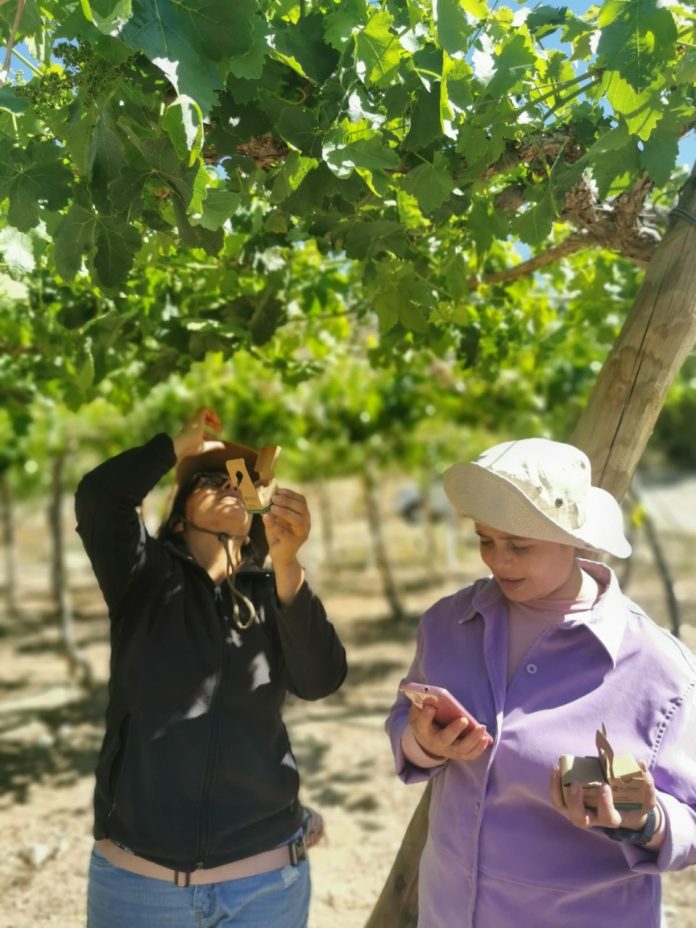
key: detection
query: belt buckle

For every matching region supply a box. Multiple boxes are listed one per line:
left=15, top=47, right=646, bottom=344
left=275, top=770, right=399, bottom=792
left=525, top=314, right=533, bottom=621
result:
left=288, top=836, right=306, bottom=867
left=174, top=869, right=192, bottom=888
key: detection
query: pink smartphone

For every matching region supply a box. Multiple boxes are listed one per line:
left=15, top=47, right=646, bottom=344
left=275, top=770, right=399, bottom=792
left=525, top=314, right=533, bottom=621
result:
left=399, top=681, right=483, bottom=730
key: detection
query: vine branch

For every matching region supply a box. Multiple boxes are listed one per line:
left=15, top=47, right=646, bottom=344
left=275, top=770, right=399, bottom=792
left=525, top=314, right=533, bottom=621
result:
left=469, top=234, right=590, bottom=290
left=1, top=0, right=25, bottom=86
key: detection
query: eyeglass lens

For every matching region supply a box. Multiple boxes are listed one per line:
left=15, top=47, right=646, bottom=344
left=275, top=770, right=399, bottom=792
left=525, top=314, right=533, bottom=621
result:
left=193, top=471, right=229, bottom=489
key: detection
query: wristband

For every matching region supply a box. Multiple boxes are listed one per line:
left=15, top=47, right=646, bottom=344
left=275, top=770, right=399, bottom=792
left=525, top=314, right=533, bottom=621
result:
left=602, top=807, right=658, bottom=847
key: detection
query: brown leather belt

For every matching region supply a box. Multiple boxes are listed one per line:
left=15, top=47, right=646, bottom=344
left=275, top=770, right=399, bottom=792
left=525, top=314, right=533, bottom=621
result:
left=94, top=836, right=306, bottom=888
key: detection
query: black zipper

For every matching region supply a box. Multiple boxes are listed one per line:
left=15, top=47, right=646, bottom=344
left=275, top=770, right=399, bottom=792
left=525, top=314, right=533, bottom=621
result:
left=193, top=582, right=229, bottom=867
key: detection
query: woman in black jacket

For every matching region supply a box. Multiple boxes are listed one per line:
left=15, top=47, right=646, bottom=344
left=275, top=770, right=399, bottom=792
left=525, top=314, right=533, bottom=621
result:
left=76, top=407, right=347, bottom=928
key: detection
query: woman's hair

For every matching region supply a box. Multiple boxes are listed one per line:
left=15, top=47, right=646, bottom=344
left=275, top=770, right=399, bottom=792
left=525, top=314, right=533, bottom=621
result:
left=157, top=476, right=268, bottom=567
left=157, top=480, right=193, bottom=540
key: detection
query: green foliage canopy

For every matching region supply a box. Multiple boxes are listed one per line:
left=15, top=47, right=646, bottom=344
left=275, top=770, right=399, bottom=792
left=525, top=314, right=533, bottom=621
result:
left=0, top=0, right=693, bottom=433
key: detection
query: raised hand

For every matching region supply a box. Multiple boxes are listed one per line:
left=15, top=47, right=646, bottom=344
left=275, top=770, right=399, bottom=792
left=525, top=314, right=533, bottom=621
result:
left=262, top=488, right=311, bottom=567
left=263, top=488, right=311, bottom=606
left=172, top=407, right=224, bottom=462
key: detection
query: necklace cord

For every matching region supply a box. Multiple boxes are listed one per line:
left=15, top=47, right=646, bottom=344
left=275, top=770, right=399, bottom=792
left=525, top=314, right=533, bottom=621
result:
left=183, top=520, right=258, bottom=631
left=218, top=532, right=257, bottom=631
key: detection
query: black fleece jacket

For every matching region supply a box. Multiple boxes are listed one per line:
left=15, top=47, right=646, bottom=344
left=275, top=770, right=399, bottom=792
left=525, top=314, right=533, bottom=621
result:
left=75, top=433, right=347, bottom=871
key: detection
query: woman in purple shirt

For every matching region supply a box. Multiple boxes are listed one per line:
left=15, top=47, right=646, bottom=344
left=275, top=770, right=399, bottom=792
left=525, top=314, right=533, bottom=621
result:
left=387, top=438, right=696, bottom=928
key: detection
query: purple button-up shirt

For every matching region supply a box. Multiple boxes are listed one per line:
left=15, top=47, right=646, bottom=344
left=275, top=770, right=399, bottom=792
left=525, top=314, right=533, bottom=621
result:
left=386, top=561, right=696, bottom=928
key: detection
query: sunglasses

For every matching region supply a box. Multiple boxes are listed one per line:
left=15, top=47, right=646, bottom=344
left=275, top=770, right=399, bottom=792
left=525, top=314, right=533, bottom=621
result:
left=190, top=471, right=230, bottom=491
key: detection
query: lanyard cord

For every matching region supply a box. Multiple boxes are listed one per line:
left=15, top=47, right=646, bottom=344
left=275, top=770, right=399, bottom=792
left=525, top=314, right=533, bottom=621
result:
left=217, top=531, right=257, bottom=631
left=183, top=520, right=258, bottom=631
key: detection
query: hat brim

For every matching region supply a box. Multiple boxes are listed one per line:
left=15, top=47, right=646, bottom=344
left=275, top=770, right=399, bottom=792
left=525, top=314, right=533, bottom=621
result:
left=175, top=441, right=259, bottom=487
left=442, top=462, right=631, bottom=559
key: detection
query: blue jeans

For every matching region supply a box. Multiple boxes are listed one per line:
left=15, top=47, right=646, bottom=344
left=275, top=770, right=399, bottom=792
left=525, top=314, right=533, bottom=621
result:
left=87, top=846, right=311, bottom=928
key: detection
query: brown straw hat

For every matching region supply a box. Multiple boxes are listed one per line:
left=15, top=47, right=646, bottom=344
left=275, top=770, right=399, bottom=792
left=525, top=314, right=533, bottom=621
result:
left=175, top=441, right=259, bottom=486
left=442, top=438, right=631, bottom=559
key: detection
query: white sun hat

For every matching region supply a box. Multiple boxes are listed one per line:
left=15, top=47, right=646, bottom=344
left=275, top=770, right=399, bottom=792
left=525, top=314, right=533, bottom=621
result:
left=442, top=438, right=631, bottom=559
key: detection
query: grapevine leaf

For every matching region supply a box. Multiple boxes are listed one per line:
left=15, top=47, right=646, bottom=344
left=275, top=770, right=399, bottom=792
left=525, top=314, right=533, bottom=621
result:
left=64, top=107, right=100, bottom=177
left=324, top=0, right=367, bottom=52
left=227, top=14, right=268, bottom=81
left=597, top=0, right=677, bottom=91
left=108, top=166, right=149, bottom=217
left=485, top=34, right=537, bottom=98
left=591, top=140, right=641, bottom=199
left=54, top=204, right=97, bottom=280
left=0, top=142, right=72, bottom=232
left=354, top=10, right=407, bottom=88
left=604, top=72, right=663, bottom=141
left=0, top=0, right=42, bottom=34
left=675, top=51, right=696, bottom=85
left=396, top=190, right=427, bottom=230
left=249, top=297, right=284, bottom=345
left=401, top=154, right=454, bottom=214
left=322, top=120, right=400, bottom=180
left=92, top=215, right=142, bottom=288
left=271, top=153, right=319, bottom=204
left=120, top=0, right=266, bottom=113
left=275, top=107, right=318, bottom=154
left=366, top=260, right=432, bottom=333
left=460, top=0, right=487, bottom=19
left=171, top=195, right=224, bottom=255
left=442, top=56, right=473, bottom=113
left=163, top=95, right=204, bottom=166
left=0, top=87, right=28, bottom=115
left=442, top=253, right=470, bottom=300
left=195, top=187, right=240, bottom=230
left=435, top=0, right=471, bottom=56
left=640, top=123, right=679, bottom=187
left=403, top=86, right=442, bottom=151
left=82, top=0, right=133, bottom=32
left=123, top=134, right=199, bottom=206
left=526, top=6, right=569, bottom=37
left=272, top=14, right=340, bottom=83
left=512, top=188, right=555, bottom=246
left=89, top=113, right=127, bottom=211
left=343, top=221, right=409, bottom=259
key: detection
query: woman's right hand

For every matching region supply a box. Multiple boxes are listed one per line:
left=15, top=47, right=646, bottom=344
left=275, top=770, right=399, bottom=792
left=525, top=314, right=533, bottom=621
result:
left=172, top=407, right=224, bottom=462
left=408, top=703, right=492, bottom=762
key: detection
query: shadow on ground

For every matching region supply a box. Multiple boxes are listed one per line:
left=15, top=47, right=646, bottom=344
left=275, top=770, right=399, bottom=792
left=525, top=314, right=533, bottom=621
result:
left=0, top=687, right=106, bottom=804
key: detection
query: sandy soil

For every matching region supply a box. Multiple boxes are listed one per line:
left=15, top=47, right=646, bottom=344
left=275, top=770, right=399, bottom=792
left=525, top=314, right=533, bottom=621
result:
left=1, top=488, right=695, bottom=928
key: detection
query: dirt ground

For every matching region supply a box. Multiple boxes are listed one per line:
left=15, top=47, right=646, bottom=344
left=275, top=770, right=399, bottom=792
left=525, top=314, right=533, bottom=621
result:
left=1, top=483, right=695, bottom=928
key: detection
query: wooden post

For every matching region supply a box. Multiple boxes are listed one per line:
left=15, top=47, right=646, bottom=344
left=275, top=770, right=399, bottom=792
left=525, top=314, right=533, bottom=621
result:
left=48, top=451, right=93, bottom=688
left=364, top=783, right=430, bottom=928
left=364, top=163, right=696, bottom=927
left=571, top=163, right=696, bottom=499
left=362, top=464, right=405, bottom=621
left=0, top=469, right=19, bottom=622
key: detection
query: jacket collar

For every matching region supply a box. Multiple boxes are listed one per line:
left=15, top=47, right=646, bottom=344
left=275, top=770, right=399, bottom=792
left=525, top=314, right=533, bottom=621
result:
left=460, top=559, right=628, bottom=666
left=163, top=537, right=270, bottom=580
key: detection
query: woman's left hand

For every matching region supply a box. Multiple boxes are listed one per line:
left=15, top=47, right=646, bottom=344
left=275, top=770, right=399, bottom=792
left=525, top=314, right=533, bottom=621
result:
left=549, top=759, right=658, bottom=834
left=263, top=489, right=310, bottom=606
left=262, top=488, right=311, bottom=568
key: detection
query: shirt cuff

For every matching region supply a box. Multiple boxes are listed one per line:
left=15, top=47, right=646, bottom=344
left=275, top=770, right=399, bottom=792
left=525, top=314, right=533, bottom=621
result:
left=401, top=725, right=447, bottom=769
